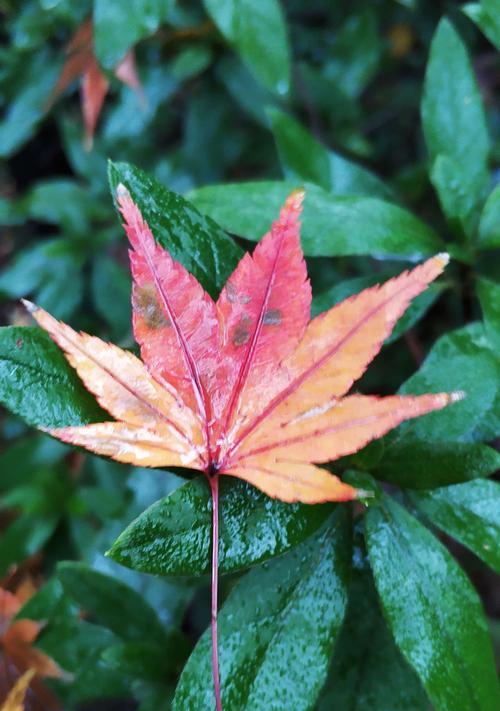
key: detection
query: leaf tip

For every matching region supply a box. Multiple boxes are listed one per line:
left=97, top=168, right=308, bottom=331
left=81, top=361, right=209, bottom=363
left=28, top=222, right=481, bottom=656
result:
left=286, top=188, right=305, bottom=210
left=21, top=298, right=39, bottom=314
left=115, top=182, right=131, bottom=201
left=434, top=252, right=450, bottom=268
left=355, top=488, right=375, bottom=500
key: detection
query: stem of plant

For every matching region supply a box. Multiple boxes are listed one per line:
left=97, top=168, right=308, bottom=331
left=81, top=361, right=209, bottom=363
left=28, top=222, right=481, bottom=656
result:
left=210, top=473, right=223, bottom=711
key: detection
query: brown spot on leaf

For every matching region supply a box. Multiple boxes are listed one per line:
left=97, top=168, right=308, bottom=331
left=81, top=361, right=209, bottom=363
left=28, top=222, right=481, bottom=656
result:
left=226, top=282, right=238, bottom=303
left=226, top=282, right=251, bottom=304
left=232, top=314, right=252, bottom=346
left=263, top=308, right=282, bottom=326
left=15, top=338, right=23, bottom=349
left=134, top=284, right=171, bottom=329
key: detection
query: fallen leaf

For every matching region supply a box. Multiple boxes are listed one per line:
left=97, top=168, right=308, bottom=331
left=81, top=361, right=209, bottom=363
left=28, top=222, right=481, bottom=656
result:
left=50, top=19, right=142, bottom=148
left=25, top=188, right=459, bottom=504
left=1, top=669, right=35, bottom=711
left=0, top=584, right=63, bottom=710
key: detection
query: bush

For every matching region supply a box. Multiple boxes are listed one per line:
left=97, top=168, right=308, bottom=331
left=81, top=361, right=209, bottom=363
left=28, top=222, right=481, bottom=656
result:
left=0, top=1, right=499, bottom=710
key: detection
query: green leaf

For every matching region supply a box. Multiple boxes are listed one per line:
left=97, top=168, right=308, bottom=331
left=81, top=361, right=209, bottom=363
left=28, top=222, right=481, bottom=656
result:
left=93, top=0, right=169, bottom=69
left=0, top=515, right=58, bottom=576
left=463, top=3, right=500, bottom=50
left=395, top=323, right=499, bottom=442
left=0, top=434, right=67, bottom=493
left=268, top=108, right=392, bottom=198
left=108, top=476, right=333, bottom=576
left=57, top=562, right=169, bottom=645
left=169, top=44, right=214, bottom=82
left=108, top=161, right=242, bottom=298
left=0, top=327, right=105, bottom=428
left=91, top=256, right=132, bottom=342
left=102, top=640, right=185, bottom=681
left=430, top=154, right=479, bottom=238
left=421, top=19, right=489, bottom=217
left=478, top=184, right=500, bottom=249
left=0, top=51, right=58, bottom=158
left=215, top=56, right=274, bottom=127
left=188, top=181, right=442, bottom=259
left=477, top=277, right=500, bottom=350
left=318, top=569, right=428, bottom=710
left=365, top=495, right=500, bottom=711
left=411, top=479, right=500, bottom=573
left=22, top=179, right=107, bottom=232
left=0, top=239, right=84, bottom=320
left=323, top=8, right=381, bottom=99
left=203, top=0, right=290, bottom=95
left=172, top=510, right=351, bottom=710
left=104, top=65, right=177, bottom=142
left=372, top=441, right=500, bottom=489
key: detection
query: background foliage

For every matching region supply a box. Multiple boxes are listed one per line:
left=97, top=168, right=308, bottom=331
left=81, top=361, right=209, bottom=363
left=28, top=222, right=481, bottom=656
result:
left=0, top=1, right=499, bottom=709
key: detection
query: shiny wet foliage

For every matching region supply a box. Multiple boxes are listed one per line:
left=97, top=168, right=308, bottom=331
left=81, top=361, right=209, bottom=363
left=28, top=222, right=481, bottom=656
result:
left=0, top=1, right=499, bottom=710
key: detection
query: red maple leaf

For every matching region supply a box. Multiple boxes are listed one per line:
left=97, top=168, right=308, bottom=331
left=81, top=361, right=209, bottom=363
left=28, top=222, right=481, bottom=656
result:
left=50, top=20, right=142, bottom=148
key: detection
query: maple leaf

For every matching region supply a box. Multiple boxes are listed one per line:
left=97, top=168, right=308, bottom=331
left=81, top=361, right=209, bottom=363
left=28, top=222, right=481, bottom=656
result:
left=22, top=188, right=460, bottom=710
left=24, top=187, right=459, bottom=504
left=0, top=583, right=63, bottom=710
left=50, top=19, right=142, bottom=148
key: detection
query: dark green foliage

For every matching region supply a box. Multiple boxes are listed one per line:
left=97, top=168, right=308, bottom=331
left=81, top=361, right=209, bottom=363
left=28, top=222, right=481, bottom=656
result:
left=0, top=1, right=499, bottom=710
left=108, top=476, right=333, bottom=576
left=173, top=510, right=351, bottom=710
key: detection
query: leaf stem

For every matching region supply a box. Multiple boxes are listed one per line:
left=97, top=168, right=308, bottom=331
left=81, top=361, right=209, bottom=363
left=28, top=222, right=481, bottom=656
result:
left=209, top=473, right=223, bottom=711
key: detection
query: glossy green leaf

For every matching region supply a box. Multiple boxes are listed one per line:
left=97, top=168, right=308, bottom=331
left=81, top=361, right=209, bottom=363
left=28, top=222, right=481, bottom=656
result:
left=268, top=108, right=392, bottom=198
left=463, top=3, right=500, bottom=50
left=173, top=510, right=351, bottom=710
left=366, top=495, right=500, bottom=711
left=477, top=277, right=500, bottom=350
left=395, top=323, right=499, bottom=442
left=188, top=181, right=441, bottom=259
left=93, top=0, right=169, bottom=69
left=318, top=569, right=428, bottom=710
left=203, top=0, right=290, bottom=95
left=372, top=441, right=500, bottom=489
left=108, top=161, right=242, bottom=297
left=411, top=479, right=500, bottom=573
left=0, top=326, right=105, bottom=428
left=108, top=476, right=333, bottom=576
left=57, top=562, right=169, bottom=645
left=478, top=184, right=500, bottom=249
left=421, top=19, right=489, bottom=215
